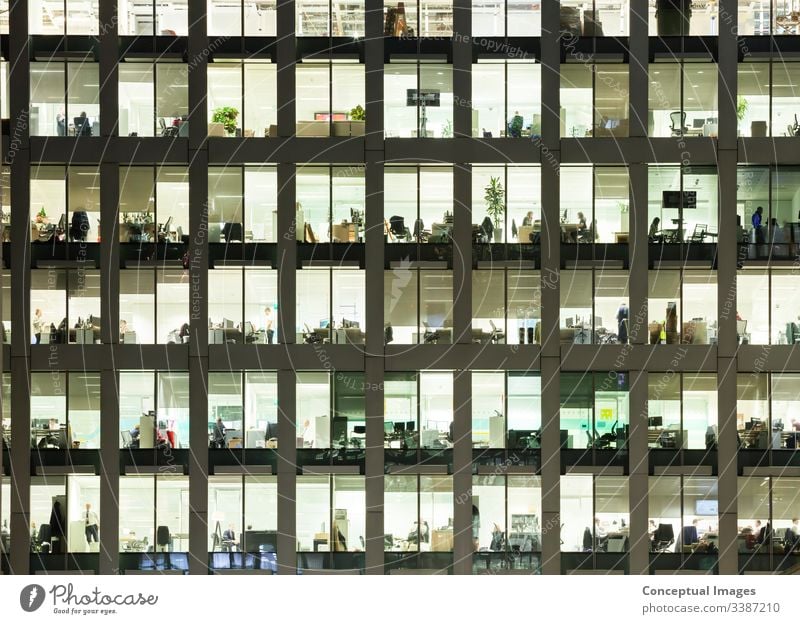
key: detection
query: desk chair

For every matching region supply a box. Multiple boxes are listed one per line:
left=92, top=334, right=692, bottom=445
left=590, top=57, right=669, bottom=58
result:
left=489, top=320, right=505, bottom=343
left=121, top=430, right=133, bottom=448
left=688, top=224, right=707, bottom=243
left=737, top=319, right=748, bottom=344
left=651, top=524, right=675, bottom=552
left=422, top=321, right=441, bottom=344
left=222, top=221, right=243, bottom=242
left=413, top=218, right=427, bottom=242
left=303, top=323, right=323, bottom=344
left=670, top=111, right=688, bottom=137
left=389, top=215, right=410, bottom=241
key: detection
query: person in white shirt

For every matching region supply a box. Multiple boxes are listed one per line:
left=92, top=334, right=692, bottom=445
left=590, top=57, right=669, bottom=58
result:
left=84, top=503, right=99, bottom=544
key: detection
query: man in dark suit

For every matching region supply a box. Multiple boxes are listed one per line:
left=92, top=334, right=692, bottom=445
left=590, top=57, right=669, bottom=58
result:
left=222, top=524, right=237, bottom=552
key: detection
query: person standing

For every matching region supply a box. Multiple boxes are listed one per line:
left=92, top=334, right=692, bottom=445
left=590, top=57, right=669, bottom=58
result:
left=752, top=206, right=765, bottom=245
left=32, top=308, right=45, bottom=344
left=264, top=306, right=275, bottom=344
left=616, top=302, right=629, bottom=344
left=84, top=502, right=99, bottom=545
left=212, top=417, right=226, bottom=449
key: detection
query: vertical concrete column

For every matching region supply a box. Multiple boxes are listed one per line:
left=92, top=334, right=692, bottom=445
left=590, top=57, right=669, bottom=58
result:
left=539, top=355, right=561, bottom=575
left=98, top=0, right=118, bottom=138
left=99, top=162, right=119, bottom=345
left=628, top=163, right=648, bottom=345
left=717, top=0, right=739, bottom=571
left=452, top=0, right=472, bottom=139
left=98, top=369, right=119, bottom=574
left=627, top=369, right=649, bottom=574
left=364, top=0, right=384, bottom=152
left=538, top=0, right=561, bottom=573
left=8, top=0, right=31, bottom=574
left=277, top=164, right=297, bottom=344
left=452, top=369, right=473, bottom=574
left=628, top=0, right=649, bottom=138
left=452, top=164, right=472, bottom=344
left=364, top=147, right=385, bottom=573
left=276, top=369, right=297, bottom=574
left=187, top=1, right=209, bottom=574
left=277, top=0, right=297, bottom=137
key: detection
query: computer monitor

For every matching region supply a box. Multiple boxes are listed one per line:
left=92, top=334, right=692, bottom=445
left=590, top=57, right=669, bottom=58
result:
left=692, top=118, right=705, bottom=129
left=319, top=319, right=330, bottom=329
left=353, top=425, right=366, bottom=435
left=604, top=119, right=620, bottom=129
left=406, top=421, right=415, bottom=432
left=394, top=422, right=406, bottom=434
left=648, top=416, right=663, bottom=427
left=265, top=421, right=278, bottom=440
left=384, top=421, right=394, bottom=434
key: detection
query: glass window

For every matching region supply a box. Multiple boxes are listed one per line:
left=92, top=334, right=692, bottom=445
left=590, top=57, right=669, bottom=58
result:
left=118, top=0, right=189, bottom=35
left=30, top=62, right=65, bottom=137
left=560, top=64, right=593, bottom=138
left=296, top=268, right=365, bottom=342
left=120, top=64, right=155, bottom=137
left=207, top=474, right=279, bottom=559
left=244, top=64, right=278, bottom=138
left=209, top=373, right=243, bottom=448
left=297, top=0, right=365, bottom=36
left=561, top=475, right=629, bottom=552
left=67, top=61, right=100, bottom=136
left=208, top=63, right=242, bottom=137
left=30, top=269, right=101, bottom=344
left=119, top=475, right=190, bottom=555
left=30, top=475, right=100, bottom=553
left=649, top=475, right=718, bottom=554
left=648, top=0, right=717, bottom=36
left=472, top=371, right=541, bottom=449
left=119, top=63, right=189, bottom=138
left=296, top=165, right=365, bottom=243
left=737, top=373, right=770, bottom=450
left=738, top=62, right=770, bottom=137
left=29, top=0, right=99, bottom=34
left=648, top=165, right=718, bottom=244
left=245, top=372, right=279, bottom=447
left=383, top=371, right=453, bottom=450
left=649, top=62, right=718, bottom=138
left=471, top=62, right=540, bottom=138
left=471, top=0, right=541, bottom=35
left=770, top=374, right=800, bottom=450
left=384, top=475, right=453, bottom=552
left=244, top=166, right=278, bottom=241
left=384, top=64, right=453, bottom=138
left=561, top=372, right=629, bottom=450
left=384, top=0, right=453, bottom=36
left=244, top=267, right=279, bottom=344
left=296, top=476, right=365, bottom=553
left=119, top=371, right=189, bottom=449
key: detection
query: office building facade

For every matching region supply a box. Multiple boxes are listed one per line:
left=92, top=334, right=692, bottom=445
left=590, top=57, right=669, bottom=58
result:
left=1, top=0, right=800, bottom=575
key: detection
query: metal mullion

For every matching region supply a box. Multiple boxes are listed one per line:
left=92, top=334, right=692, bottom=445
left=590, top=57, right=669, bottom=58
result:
left=152, top=167, right=158, bottom=343
left=153, top=61, right=158, bottom=136
left=329, top=474, right=334, bottom=566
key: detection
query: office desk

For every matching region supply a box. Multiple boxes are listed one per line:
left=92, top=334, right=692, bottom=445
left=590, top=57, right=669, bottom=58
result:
left=560, top=223, right=581, bottom=242
left=430, top=223, right=452, bottom=242
left=331, top=222, right=359, bottom=243
left=517, top=225, right=538, bottom=243
left=431, top=529, right=454, bottom=552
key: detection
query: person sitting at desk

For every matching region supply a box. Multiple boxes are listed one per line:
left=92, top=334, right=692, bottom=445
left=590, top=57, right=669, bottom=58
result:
left=522, top=211, right=534, bottom=227
left=75, top=111, right=92, bottom=137
left=648, top=217, right=661, bottom=241
left=211, top=417, right=225, bottom=449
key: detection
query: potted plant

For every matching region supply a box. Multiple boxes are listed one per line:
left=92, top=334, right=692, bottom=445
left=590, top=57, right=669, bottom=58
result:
left=484, top=176, right=505, bottom=243
left=349, top=105, right=365, bottom=121
left=211, top=106, right=239, bottom=136
left=737, top=96, right=748, bottom=122
left=35, top=207, right=47, bottom=224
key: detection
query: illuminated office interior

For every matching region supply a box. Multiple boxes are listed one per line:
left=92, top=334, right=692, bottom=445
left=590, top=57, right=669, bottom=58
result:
left=3, top=0, right=800, bottom=577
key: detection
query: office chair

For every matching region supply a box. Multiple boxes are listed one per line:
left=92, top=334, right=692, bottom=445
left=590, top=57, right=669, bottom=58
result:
left=74, top=116, right=92, bottom=136
left=422, top=321, right=440, bottom=344
left=651, top=523, right=675, bottom=552
left=413, top=218, right=426, bottom=242
left=156, top=525, right=171, bottom=552
left=489, top=319, right=505, bottom=343
left=69, top=211, right=90, bottom=241
left=389, top=215, right=409, bottom=240
left=670, top=111, right=688, bottom=137
left=688, top=223, right=707, bottom=243
left=303, top=323, right=323, bottom=344
left=222, top=221, right=243, bottom=242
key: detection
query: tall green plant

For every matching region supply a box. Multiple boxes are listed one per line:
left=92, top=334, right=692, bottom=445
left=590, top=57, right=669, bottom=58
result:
left=736, top=96, right=748, bottom=122
left=212, top=106, right=240, bottom=134
left=484, top=176, right=505, bottom=231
